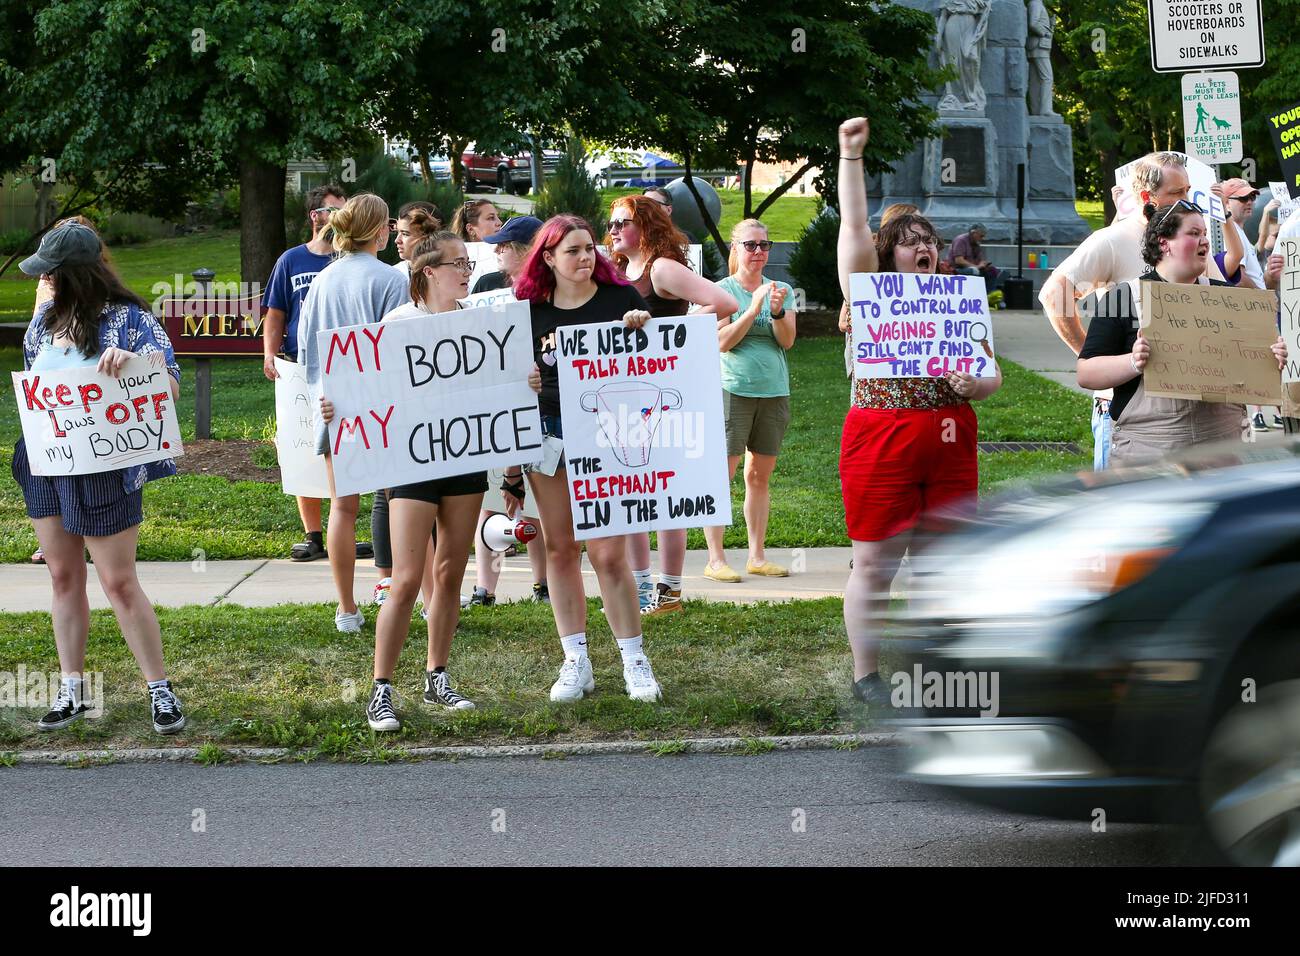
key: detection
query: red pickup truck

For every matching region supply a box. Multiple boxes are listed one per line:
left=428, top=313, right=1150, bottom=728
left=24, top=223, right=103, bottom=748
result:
left=461, top=143, right=561, bottom=194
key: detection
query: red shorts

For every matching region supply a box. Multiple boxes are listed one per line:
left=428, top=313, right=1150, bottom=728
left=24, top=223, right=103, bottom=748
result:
left=839, top=404, right=978, bottom=542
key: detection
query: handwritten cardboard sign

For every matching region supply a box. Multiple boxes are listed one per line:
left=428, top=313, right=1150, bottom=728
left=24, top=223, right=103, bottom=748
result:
left=1140, top=280, right=1281, bottom=404
left=318, top=301, right=542, bottom=497
left=273, top=357, right=330, bottom=498
left=555, top=314, right=730, bottom=540
left=848, top=272, right=995, bottom=379
left=12, top=354, right=182, bottom=476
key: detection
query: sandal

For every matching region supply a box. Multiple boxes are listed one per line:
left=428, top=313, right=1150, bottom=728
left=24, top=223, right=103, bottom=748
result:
left=290, top=538, right=327, bottom=562
left=31, top=548, right=45, bottom=564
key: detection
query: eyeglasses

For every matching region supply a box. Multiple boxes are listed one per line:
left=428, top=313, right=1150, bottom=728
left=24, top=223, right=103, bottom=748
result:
left=896, top=233, right=939, bottom=249
left=431, top=259, right=476, bottom=273
left=1157, top=199, right=1205, bottom=226
left=312, top=207, right=337, bottom=216
left=607, top=219, right=634, bottom=232
left=737, top=240, right=773, bottom=252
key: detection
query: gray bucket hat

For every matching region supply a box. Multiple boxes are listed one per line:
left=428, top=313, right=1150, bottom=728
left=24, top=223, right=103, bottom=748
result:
left=20, top=222, right=102, bottom=275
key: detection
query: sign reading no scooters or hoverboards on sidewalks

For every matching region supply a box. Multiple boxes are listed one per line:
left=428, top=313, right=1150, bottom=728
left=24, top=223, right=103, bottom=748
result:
left=1148, top=0, right=1264, bottom=73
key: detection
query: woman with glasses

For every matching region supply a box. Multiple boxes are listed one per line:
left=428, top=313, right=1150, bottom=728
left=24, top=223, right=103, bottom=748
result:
left=320, top=233, right=486, bottom=728
left=835, top=116, right=1003, bottom=707
left=512, top=214, right=663, bottom=703
left=1078, top=200, right=1288, bottom=466
left=702, top=219, right=798, bottom=583
left=606, top=195, right=738, bottom=615
left=297, top=193, right=409, bottom=634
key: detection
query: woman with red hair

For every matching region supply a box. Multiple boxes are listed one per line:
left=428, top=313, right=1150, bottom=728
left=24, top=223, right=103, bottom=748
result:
left=605, top=195, right=738, bottom=617
left=512, top=215, right=663, bottom=702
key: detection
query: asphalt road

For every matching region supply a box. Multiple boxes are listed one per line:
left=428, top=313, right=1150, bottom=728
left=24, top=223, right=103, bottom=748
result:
left=0, top=748, right=1180, bottom=866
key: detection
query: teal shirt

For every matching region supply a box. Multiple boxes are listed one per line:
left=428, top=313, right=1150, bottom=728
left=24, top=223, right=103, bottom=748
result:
left=715, top=275, right=793, bottom=398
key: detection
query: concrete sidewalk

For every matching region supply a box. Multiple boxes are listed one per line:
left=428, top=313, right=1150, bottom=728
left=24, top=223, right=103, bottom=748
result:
left=993, top=308, right=1085, bottom=394
left=0, top=546, right=855, bottom=613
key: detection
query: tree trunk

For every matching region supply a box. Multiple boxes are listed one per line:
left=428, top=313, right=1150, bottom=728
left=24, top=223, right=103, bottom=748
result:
left=1099, top=145, right=1120, bottom=225
left=752, top=160, right=816, bottom=219
left=743, top=153, right=755, bottom=219
left=239, top=157, right=287, bottom=292
left=417, top=148, right=434, bottom=185
left=451, top=138, right=469, bottom=190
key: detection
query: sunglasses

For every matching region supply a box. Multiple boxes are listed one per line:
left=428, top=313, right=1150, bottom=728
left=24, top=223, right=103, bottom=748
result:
left=607, top=219, right=635, bottom=232
left=1157, top=199, right=1206, bottom=226
left=312, top=207, right=337, bottom=216
left=737, top=240, right=773, bottom=252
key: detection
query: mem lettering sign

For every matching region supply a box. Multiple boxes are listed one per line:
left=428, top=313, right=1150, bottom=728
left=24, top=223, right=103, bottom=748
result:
left=1148, top=0, right=1264, bottom=73
left=160, top=292, right=266, bottom=357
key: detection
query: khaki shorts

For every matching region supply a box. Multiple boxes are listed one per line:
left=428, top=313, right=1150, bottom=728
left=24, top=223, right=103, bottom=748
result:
left=723, top=391, right=790, bottom=457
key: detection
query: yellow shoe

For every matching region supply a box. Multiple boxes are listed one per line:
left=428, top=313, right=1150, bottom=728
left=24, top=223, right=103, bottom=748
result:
left=745, top=559, right=788, bottom=577
left=703, top=562, right=742, bottom=583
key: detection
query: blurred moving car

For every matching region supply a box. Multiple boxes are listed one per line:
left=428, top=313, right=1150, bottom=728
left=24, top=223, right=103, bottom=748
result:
left=889, top=438, right=1300, bottom=866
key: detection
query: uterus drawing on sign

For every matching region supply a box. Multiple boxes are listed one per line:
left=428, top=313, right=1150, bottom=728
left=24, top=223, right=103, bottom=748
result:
left=580, top=381, right=683, bottom=468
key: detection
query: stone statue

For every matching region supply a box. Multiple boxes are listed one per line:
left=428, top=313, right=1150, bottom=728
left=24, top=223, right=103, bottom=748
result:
left=1026, top=0, right=1056, bottom=116
left=936, top=0, right=991, bottom=113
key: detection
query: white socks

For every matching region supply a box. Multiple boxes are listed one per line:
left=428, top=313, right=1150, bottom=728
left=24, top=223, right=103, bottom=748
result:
left=659, top=573, right=682, bottom=591
left=561, top=632, right=589, bottom=659
left=616, top=635, right=644, bottom=663
left=633, top=568, right=652, bottom=589
left=62, top=675, right=84, bottom=707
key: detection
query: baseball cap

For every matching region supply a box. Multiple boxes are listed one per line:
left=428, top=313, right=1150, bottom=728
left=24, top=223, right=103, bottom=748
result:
left=1221, top=178, right=1260, bottom=200
left=20, top=222, right=102, bottom=275
left=484, top=215, right=543, bottom=245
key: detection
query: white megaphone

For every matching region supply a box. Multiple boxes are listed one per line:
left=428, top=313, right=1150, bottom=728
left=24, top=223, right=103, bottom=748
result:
left=480, top=512, right=539, bottom=552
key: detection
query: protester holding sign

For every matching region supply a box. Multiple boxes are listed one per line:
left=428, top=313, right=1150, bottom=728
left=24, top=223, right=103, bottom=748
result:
left=13, top=222, right=187, bottom=734
left=607, top=195, right=739, bottom=615
left=296, top=193, right=408, bottom=634
left=320, top=232, right=488, bottom=728
left=1078, top=202, right=1288, bottom=466
left=836, top=115, right=1003, bottom=706
left=264, top=184, right=348, bottom=563
left=513, top=214, right=663, bottom=703
left=699, top=219, right=798, bottom=583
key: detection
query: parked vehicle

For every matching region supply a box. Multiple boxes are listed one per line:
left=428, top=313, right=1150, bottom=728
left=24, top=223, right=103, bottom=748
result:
left=889, top=438, right=1300, bottom=866
left=461, top=142, right=561, bottom=194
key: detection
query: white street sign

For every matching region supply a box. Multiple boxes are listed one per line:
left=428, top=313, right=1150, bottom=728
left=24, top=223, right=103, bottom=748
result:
left=1148, top=0, right=1264, bottom=73
left=1182, top=71, right=1242, bottom=163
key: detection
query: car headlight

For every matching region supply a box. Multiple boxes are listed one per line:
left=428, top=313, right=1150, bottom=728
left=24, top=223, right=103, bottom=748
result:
left=910, top=500, right=1214, bottom=623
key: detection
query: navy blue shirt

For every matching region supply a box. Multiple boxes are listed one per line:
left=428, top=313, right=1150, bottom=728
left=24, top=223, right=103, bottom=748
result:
left=264, top=244, right=333, bottom=360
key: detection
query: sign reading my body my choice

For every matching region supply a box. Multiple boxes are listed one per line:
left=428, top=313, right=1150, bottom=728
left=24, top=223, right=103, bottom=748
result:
left=318, top=301, right=542, bottom=497
left=12, top=354, right=183, bottom=475
left=556, top=314, right=730, bottom=540
left=848, top=272, right=996, bottom=379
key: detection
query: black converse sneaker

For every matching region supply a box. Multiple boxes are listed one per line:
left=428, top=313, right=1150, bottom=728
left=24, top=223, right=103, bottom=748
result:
left=37, top=684, right=89, bottom=731
left=367, top=681, right=400, bottom=731
left=424, top=670, right=476, bottom=710
left=149, top=681, right=186, bottom=734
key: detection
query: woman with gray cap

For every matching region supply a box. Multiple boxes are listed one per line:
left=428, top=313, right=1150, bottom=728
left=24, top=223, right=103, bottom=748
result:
left=13, top=222, right=187, bottom=735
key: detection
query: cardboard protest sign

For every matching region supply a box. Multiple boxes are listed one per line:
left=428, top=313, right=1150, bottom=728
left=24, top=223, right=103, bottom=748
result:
left=318, top=301, right=542, bottom=497
left=847, top=272, right=995, bottom=379
left=1139, top=280, right=1281, bottom=404
left=1268, top=101, right=1300, bottom=198
left=555, top=314, right=730, bottom=540
left=1114, top=153, right=1225, bottom=222
left=457, top=288, right=517, bottom=311
left=273, top=357, right=330, bottom=498
left=12, top=353, right=182, bottom=476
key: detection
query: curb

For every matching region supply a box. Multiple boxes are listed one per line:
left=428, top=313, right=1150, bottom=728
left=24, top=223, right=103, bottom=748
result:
left=4, top=732, right=898, bottom=766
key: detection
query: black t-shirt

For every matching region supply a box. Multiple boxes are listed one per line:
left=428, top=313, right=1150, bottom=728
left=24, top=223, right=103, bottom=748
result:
left=472, top=271, right=510, bottom=294
left=531, top=282, right=649, bottom=416
left=1079, top=270, right=1230, bottom=421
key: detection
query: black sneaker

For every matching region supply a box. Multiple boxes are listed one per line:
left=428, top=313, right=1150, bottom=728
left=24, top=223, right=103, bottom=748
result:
left=37, top=684, right=89, bottom=731
left=851, top=673, right=890, bottom=708
left=424, top=671, right=476, bottom=710
left=1275, top=415, right=1286, bottom=428
left=532, top=581, right=550, bottom=604
left=149, top=681, right=186, bottom=734
left=290, top=537, right=326, bottom=561
left=469, top=586, right=495, bottom=607
left=367, top=681, right=400, bottom=732
left=1253, top=412, right=1270, bottom=432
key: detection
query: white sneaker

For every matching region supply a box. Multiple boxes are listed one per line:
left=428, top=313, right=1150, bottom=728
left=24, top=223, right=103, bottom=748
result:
left=335, top=608, right=365, bottom=634
left=623, top=656, right=662, bottom=702
left=549, top=655, right=595, bottom=702
left=373, top=577, right=392, bottom=606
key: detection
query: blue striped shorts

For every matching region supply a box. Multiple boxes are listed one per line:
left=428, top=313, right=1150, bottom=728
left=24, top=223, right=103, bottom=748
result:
left=11, top=438, right=143, bottom=537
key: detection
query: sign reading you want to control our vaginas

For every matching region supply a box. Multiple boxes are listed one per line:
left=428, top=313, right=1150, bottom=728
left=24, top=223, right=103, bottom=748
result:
left=848, top=272, right=996, bottom=380
left=319, top=301, right=542, bottom=497
left=12, top=353, right=183, bottom=475
left=555, top=314, right=730, bottom=540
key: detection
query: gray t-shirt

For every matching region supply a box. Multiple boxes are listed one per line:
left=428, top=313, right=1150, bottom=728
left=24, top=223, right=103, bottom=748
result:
left=296, top=252, right=410, bottom=453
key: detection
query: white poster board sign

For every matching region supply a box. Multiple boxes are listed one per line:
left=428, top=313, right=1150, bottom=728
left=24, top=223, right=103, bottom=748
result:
left=12, top=354, right=183, bottom=476
left=1114, top=152, right=1225, bottom=222
left=466, top=241, right=496, bottom=293
left=1148, top=0, right=1264, bottom=73
left=555, top=314, right=730, bottom=540
left=1270, top=181, right=1298, bottom=224
left=687, top=244, right=702, bottom=275
left=318, top=302, right=542, bottom=497
left=458, top=288, right=517, bottom=311
left=1181, top=71, right=1242, bottom=163
left=848, top=272, right=996, bottom=379
left=273, top=357, right=330, bottom=498
left=1279, top=239, right=1300, bottom=384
